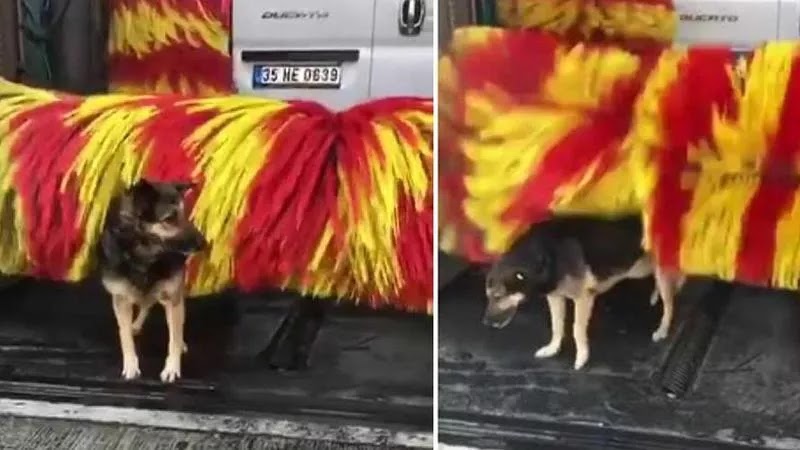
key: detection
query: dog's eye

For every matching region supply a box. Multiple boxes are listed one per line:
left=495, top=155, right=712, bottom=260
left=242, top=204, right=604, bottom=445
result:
left=161, top=211, right=178, bottom=223
left=514, top=272, right=525, bottom=281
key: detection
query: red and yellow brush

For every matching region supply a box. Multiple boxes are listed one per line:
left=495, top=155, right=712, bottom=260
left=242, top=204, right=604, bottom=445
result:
left=108, top=0, right=233, bottom=95
left=440, top=23, right=800, bottom=293
left=495, top=0, right=676, bottom=46
left=438, top=26, right=664, bottom=262
left=438, top=1, right=676, bottom=264
left=630, top=42, right=800, bottom=291
left=0, top=78, right=433, bottom=313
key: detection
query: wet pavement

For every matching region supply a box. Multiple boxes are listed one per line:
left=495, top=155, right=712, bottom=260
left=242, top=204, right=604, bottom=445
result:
left=439, top=266, right=800, bottom=449
left=0, top=278, right=433, bottom=448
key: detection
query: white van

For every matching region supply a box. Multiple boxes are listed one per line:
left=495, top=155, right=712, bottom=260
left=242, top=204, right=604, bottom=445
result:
left=674, top=0, right=800, bottom=48
left=231, top=0, right=434, bottom=110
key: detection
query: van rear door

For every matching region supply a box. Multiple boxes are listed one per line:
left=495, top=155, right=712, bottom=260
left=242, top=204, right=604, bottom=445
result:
left=675, top=0, right=779, bottom=47
left=370, top=0, right=434, bottom=100
left=232, top=0, right=375, bottom=110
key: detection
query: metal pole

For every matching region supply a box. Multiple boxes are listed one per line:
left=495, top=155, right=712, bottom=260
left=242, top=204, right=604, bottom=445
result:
left=438, top=0, right=474, bottom=51
left=0, top=0, right=20, bottom=80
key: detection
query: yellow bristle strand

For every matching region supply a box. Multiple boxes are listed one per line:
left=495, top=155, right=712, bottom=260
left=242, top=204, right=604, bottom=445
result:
left=542, top=44, right=640, bottom=110
left=394, top=110, right=434, bottom=203
left=109, top=0, right=227, bottom=58
left=460, top=42, right=642, bottom=254
left=772, top=189, right=800, bottom=290
left=0, top=82, right=61, bottom=274
left=541, top=44, right=642, bottom=215
left=514, top=0, right=581, bottom=34
left=626, top=49, right=685, bottom=253
left=700, top=42, right=799, bottom=287
left=64, top=97, right=157, bottom=279
left=710, top=42, right=797, bottom=172
left=496, top=0, right=676, bottom=42
left=448, top=27, right=501, bottom=60
left=463, top=108, right=582, bottom=254
left=293, top=109, right=433, bottom=304
left=552, top=158, right=642, bottom=216
left=495, top=0, right=518, bottom=27
left=437, top=223, right=458, bottom=254
left=678, top=168, right=759, bottom=281
left=584, top=2, right=676, bottom=42
left=354, top=123, right=404, bottom=298
left=301, top=222, right=338, bottom=296
left=182, top=97, right=290, bottom=296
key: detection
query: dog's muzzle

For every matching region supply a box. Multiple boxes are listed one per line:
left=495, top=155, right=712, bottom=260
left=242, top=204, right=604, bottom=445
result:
left=485, top=277, right=506, bottom=299
left=482, top=292, right=525, bottom=329
left=174, top=228, right=208, bottom=255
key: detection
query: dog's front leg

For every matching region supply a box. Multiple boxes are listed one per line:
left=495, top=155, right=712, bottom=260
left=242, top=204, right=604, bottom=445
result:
left=160, top=296, right=186, bottom=383
left=535, top=295, right=566, bottom=359
left=132, top=302, right=154, bottom=336
left=112, top=295, right=140, bottom=380
left=572, top=295, right=596, bottom=370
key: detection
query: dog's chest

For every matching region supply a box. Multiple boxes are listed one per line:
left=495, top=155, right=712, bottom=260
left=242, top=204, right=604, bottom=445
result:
left=99, top=230, right=189, bottom=302
left=102, top=271, right=185, bottom=304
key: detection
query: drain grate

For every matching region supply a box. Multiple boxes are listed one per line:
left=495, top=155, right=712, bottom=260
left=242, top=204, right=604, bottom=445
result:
left=258, top=296, right=326, bottom=370
left=657, top=282, right=733, bottom=398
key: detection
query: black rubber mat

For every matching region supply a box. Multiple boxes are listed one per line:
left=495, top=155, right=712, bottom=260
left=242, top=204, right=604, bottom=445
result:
left=0, top=278, right=433, bottom=436
left=438, top=267, right=800, bottom=449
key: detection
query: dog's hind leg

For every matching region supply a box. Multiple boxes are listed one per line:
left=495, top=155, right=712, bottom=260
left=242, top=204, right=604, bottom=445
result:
left=572, top=295, right=596, bottom=370
left=651, top=268, right=683, bottom=342
left=535, top=295, right=566, bottom=359
left=112, top=295, right=140, bottom=380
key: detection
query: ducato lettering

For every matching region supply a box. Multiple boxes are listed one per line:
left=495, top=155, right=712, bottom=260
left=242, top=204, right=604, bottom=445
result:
left=679, top=13, right=739, bottom=23
left=261, top=10, right=330, bottom=20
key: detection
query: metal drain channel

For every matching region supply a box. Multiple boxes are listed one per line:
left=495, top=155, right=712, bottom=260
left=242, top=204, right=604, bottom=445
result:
left=657, top=282, right=733, bottom=398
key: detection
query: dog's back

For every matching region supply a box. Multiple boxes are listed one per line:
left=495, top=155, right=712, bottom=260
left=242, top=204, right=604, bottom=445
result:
left=485, top=214, right=647, bottom=315
left=524, top=215, right=645, bottom=281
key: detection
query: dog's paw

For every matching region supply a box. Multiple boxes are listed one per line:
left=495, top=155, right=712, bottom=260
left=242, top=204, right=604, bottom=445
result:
left=534, top=343, right=561, bottom=359
left=160, top=358, right=182, bottom=383
left=121, top=357, right=141, bottom=380
left=652, top=327, right=669, bottom=342
left=649, top=290, right=660, bottom=306
left=573, top=350, right=590, bottom=370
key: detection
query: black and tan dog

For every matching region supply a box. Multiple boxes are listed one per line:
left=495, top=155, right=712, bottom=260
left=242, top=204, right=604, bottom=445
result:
left=483, top=215, right=685, bottom=370
left=98, top=179, right=207, bottom=383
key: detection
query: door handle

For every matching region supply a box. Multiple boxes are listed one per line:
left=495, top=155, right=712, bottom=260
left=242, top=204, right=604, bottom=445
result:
left=399, top=0, right=425, bottom=36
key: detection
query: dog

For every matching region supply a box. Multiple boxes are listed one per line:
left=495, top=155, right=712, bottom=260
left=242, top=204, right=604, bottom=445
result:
left=98, top=179, right=207, bottom=383
left=482, top=215, right=685, bottom=370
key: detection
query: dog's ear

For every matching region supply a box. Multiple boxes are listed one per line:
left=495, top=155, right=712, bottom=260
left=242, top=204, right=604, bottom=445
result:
left=128, top=179, right=159, bottom=215
left=130, top=178, right=157, bottom=195
left=173, top=182, right=195, bottom=196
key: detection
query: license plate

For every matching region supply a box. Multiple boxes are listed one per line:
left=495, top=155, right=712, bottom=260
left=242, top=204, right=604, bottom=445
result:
left=252, top=65, right=342, bottom=89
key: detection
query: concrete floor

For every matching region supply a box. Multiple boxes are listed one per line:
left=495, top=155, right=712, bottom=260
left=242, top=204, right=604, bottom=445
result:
left=0, top=414, right=406, bottom=450
left=0, top=396, right=431, bottom=449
